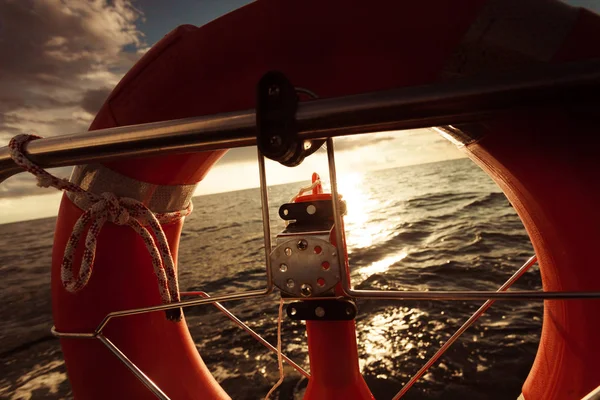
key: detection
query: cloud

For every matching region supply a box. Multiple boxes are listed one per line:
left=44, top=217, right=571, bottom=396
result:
left=0, top=0, right=146, bottom=200
left=0, top=167, right=73, bottom=199
left=332, top=135, right=396, bottom=152
left=0, top=1, right=466, bottom=208
left=219, top=134, right=398, bottom=165
left=0, top=0, right=145, bottom=143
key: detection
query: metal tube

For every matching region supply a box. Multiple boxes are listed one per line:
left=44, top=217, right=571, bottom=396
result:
left=340, top=290, right=600, bottom=301
left=581, top=385, right=600, bottom=400
left=2, top=59, right=599, bottom=183
left=181, top=291, right=310, bottom=379
left=326, top=138, right=350, bottom=290
left=257, top=150, right=274, bottom=292
left=97, top=334, right=170, bottom=400
left=90, top=283, right=600, bottom=338
left=393, top=255, right=538, bottom=399
left=0, top=111, right=256, bottom=183
left=51, top=326, right=96, bottom=339
left=95, top=289, right=270, bottom=334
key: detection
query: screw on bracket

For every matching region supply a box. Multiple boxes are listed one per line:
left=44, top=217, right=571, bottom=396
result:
left=300, top=283, right=313, bottom=297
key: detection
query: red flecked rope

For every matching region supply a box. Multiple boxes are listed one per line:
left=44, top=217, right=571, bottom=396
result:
left=9, top=134, right=192, bottom=321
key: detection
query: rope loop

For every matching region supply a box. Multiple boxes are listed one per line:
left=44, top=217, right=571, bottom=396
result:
left=101, top=192, right=131, bottom=225
left=9, top=134, right=191, bottom=321
left=290, top=179, right=321, bottom=203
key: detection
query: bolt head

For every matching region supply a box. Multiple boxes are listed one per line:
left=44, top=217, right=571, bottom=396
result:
left=300, top=283, right=312, bottom=297
left=268, top=85, right=280, bottom=97
left=297, top=239, right=308, bottom=251
left=315, top=306, right=325, bottom=318
left=269, top=135, right=282, bottom=148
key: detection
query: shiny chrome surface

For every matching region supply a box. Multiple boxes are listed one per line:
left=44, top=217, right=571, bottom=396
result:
left=180, top=291, right=310, bottom=379
left=51, top=326, right=96, bottom=339
left=393, top=255, right=538, bottom=399
left=2, top=59, right=599, bottom=183
left=0, top=110, right=256, bottom=183
left=270, top=237, right=341, bottom=297
left=339, top=290, right=600, bottom=300
left=97, top=334, right=170, bottom=400
left=581, top=386, right=600, bottom=400
left=257, top=150, right=274, bottom=292
left=95, top=290, right=270, bottom=334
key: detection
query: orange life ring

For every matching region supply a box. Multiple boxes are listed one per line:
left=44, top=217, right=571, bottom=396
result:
left=51, top=0, right=600, bottom=399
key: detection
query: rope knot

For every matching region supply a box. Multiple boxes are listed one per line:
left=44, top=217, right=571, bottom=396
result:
left=101, top=192, right=130, bottom=225
left=9, top=133, right=191, bottom=322
left=36, top=174, right=54, bottom=188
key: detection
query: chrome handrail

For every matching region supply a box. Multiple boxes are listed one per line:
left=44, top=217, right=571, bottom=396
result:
left=2, top=59, right=599, bottom=183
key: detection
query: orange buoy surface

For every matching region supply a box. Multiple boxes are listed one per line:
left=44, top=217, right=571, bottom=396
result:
left=51, top=1, right=600, bottom=399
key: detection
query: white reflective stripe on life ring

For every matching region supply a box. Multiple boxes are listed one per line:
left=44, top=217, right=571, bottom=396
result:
left=66, top=164, right=197, bottom=214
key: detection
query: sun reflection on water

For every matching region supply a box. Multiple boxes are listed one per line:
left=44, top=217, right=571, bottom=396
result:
left=331, top=172, right=400, bottom=250
left=357, top=307, right=432, bottom=374
left=356, top=251, right=408, bottom=281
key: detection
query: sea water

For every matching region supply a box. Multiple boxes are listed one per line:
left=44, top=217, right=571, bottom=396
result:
left=0, top=158, right=541, bottom=399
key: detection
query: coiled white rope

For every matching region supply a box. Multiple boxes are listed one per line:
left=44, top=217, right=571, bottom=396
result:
left=9, top=134, right=191, bottom=321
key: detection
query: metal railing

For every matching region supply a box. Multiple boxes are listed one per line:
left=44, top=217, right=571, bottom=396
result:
left=2, top=59, right=599, bottom=183
left=6, top=58, right=600, bottom=399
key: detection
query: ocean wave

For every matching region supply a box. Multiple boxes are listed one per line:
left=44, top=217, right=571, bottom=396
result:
left=462, top=192, right=510, bottom=210
left=0, top=159, right=540, bottom=400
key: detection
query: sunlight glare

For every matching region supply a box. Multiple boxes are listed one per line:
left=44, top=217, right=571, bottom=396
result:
left=358, top=307, right=430, bottom=373
left=356, top=251, right=408, bottom=280
left=331, top=171, right=398, bottom=249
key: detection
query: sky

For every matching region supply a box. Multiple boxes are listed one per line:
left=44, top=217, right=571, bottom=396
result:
left=0, top=0, right=598, bottom=224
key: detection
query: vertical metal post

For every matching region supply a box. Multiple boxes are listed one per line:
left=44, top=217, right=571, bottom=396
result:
left=325, top=138, right=352, bottom=293
left=257, top=149, right=274, bottom=291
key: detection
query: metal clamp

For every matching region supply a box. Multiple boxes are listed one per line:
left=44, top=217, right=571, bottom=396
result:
left=256, top=71, right=324, bottom=167
left=270, top=237, right=341, bottom=297
left=287, top=299, right=357, bottom=321
left=256, top=71, right=304, bottom=166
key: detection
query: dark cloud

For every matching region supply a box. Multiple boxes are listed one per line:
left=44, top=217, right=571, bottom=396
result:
left=0, top=0, right=145, bottom=142
left=0, top=0, right=143, bottom=78
left=0, top=167, right=73, bottom=199
left=0, top=0, right=147, bottom=199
